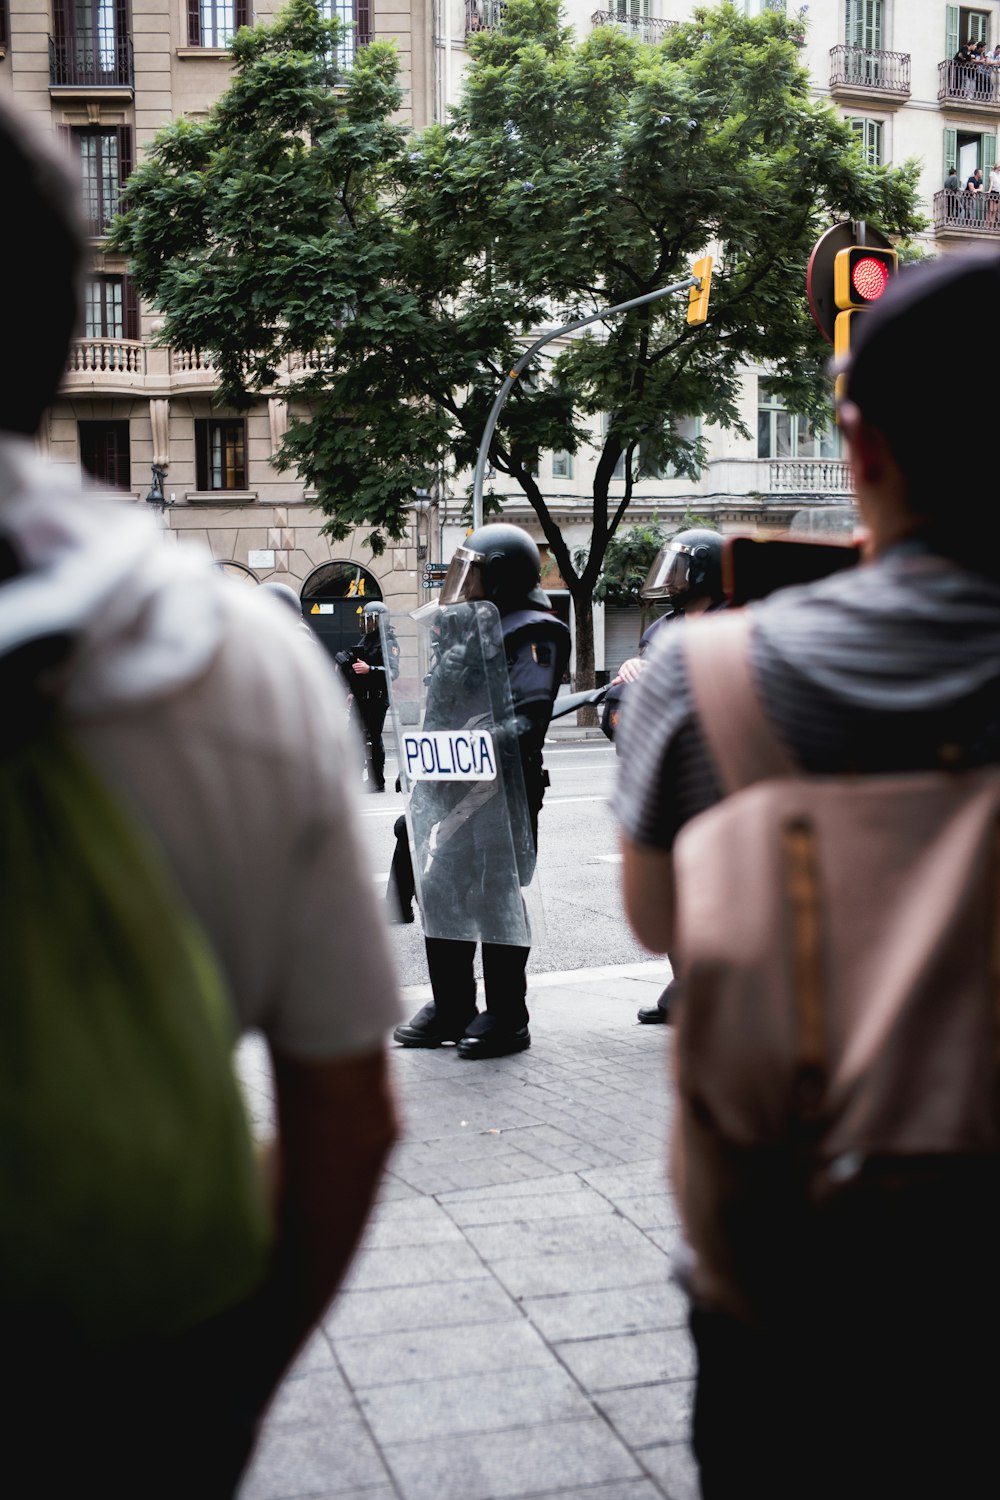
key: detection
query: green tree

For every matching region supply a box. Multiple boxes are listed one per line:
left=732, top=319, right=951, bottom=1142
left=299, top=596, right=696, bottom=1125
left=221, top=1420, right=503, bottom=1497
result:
left=112, top=0, right=923, bottom=692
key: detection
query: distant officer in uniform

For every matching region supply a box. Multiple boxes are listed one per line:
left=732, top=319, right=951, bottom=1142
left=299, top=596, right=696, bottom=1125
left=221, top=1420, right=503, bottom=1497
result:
left=394, top=524, right=571, bottom=1059
left=608, top=527, right=725, bottom=1024
left=336, top=600, right=400, bottom=793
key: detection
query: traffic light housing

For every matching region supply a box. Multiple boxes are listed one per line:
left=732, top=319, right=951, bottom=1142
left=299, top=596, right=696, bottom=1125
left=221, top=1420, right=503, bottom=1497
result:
left=833, top=245, right=897, bottom=360
left=688, top=255, right=714, bottom=326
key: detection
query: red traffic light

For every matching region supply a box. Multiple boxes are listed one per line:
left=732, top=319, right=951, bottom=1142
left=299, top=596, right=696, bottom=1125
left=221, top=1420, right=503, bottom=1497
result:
left=834, top=245, right=897, bottom=310
left=851, top=254, right=890, bottom=301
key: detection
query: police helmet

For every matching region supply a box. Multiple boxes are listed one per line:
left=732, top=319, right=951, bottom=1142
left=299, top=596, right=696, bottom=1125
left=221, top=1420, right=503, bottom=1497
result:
left=260, top=581, right=304, bottom=616
left=439, top=524, right=548, bottom=609
left=361, top=600, right=389, bottom=635
left=642, top=527, right=723, bottom=608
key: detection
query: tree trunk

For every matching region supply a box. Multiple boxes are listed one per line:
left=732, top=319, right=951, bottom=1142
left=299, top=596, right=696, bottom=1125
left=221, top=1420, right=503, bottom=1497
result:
left=573, top=591, right=598, bottom=728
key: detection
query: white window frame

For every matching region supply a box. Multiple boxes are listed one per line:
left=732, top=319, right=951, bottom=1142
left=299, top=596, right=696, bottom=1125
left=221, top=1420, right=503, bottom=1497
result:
left=757, top=381, right=842, bottom=461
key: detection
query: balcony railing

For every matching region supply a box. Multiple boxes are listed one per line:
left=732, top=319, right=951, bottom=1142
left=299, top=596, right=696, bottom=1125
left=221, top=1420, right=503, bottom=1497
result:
left=68, top=338, right=145, bottom=375
left=829, top=45, right=910, bottom=96
left=933, top=188, right=1000, bottom=233
left=768, top=460, right=852, bottom=494
left=938, top=58, right=1000, bottom=106
left=49, top=34, right=134, bottom=88
left=591, top=11, right=676, bottom=43
left=172, top=349, right=219, bottom=373
left=465, top=0, right=504, bottom=34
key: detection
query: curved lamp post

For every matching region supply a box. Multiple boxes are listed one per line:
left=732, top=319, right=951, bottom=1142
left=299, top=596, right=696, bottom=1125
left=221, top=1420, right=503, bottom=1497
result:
left=471, top=273, right=701, bottom=530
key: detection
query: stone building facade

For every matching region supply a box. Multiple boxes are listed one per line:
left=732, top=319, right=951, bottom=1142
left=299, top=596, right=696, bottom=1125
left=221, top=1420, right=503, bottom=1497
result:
left=1, top=0, right=992, bottom=678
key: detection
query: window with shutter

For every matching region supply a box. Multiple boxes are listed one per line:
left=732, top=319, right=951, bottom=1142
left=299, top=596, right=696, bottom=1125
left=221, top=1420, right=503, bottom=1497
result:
left=849, top=116, right=884, bottom=166
left=79, top=421, right=131, bottom=491
left=943, top=125, right=958, bottom=177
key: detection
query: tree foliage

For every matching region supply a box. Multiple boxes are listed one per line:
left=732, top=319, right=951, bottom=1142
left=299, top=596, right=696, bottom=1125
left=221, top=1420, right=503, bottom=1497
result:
left=112, top=0, right=923, bottom=683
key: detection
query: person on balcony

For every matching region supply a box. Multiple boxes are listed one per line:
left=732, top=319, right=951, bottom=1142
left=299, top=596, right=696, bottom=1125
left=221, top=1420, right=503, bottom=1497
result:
left=944, top=165, right=960, bottom=198
left=988, top=161, right=1000, bottom=227
left=965, top=166, right=985, bottom=223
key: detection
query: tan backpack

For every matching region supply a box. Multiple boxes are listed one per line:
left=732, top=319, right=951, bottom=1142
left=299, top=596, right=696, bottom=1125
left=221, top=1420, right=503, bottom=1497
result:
left=671, top=610, right=1000, bottom=1331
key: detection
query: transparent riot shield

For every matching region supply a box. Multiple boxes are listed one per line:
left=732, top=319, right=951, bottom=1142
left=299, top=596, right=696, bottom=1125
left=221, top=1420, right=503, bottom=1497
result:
left=381, top=601, right=543, bottom=946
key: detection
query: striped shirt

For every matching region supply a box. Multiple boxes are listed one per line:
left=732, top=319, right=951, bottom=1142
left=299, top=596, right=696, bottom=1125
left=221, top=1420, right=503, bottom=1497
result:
left=614, top=542, right=1000, bottom=852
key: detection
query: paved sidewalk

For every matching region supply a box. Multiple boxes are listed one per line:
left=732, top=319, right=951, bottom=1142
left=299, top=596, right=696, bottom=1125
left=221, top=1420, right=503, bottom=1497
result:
left=236, top=961, right=697, bottom=1500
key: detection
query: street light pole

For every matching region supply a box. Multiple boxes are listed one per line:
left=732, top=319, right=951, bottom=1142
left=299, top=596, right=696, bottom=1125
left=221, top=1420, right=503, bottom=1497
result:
left=472, top=274, right=699, bottom=531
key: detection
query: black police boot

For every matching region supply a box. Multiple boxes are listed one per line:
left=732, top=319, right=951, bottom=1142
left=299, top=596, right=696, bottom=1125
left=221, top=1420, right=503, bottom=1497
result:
left=638, top=977, right=679, bottom=1026
left=394, top=1001, right=476, bottom=1048
left=456, top=1011, right=530, bottom=1060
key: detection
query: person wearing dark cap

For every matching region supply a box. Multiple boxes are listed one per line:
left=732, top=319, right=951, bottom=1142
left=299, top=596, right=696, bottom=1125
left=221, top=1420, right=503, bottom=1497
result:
left=615, top=249, right=1000, bottom=1498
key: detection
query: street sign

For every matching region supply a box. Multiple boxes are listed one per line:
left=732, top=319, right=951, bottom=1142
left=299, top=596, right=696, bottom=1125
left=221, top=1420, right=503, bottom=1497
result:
left=806, top=221, right=894, bottom=345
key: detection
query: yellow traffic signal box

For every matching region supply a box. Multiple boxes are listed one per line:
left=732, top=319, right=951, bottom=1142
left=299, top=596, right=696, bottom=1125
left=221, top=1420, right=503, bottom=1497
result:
left=688, top=255, right=714, bottom=326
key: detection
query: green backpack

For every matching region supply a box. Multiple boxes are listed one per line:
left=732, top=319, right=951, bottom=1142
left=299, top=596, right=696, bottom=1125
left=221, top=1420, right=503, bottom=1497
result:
left=0, top=637, right=272, bottom=1346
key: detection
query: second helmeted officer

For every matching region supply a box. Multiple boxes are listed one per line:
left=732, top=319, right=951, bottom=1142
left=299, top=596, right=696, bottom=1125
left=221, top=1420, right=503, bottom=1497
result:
left=336, top=600, right=400, bottom=792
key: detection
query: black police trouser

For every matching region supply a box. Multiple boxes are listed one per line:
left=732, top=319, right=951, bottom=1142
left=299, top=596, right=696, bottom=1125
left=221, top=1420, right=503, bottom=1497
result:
left=357, top=697, right=387, bottom=787
left=424, top=936, right=530, bottom=1032
left=387, top=814, right=415, bottom=914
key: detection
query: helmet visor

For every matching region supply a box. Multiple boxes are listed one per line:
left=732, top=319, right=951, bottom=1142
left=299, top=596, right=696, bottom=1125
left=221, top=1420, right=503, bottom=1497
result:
left=642, top=542, right=693, bottom=602
left=361, top=611, right=379, bottom=635
left=439, top=545, right=487, bottom=606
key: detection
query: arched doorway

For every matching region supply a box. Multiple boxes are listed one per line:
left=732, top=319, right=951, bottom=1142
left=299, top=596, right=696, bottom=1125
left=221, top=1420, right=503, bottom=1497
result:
left=215, top=561, right=259, bottom=586
left=301, top=560, right=383, bottom=663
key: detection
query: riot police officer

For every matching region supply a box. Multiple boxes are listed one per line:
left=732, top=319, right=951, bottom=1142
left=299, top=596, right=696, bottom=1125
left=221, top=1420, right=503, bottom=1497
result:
left=335, top=600, right=400, bottom=793
left=609, top=527, right=725, bottom=1024
left=393, top=524, right=571, bottom=1059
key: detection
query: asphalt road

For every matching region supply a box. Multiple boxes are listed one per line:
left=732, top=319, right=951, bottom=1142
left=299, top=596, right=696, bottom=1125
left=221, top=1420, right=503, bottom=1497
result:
left=360, top=738, right=655, bottom=989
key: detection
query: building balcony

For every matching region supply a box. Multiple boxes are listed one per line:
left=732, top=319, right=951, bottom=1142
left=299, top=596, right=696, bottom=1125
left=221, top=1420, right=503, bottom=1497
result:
left=590, top=11, right=676, bottom=43
left=829, top=46, right=910, bottom=104
left=707, top=457, right=852, bottom=498
left=933, top=188, right=1000, bottom=240
left=64, top=338, right=146, bottom=388
left=938, top=59, right=1000, bottom=112
left=49, top=35, right=134, bottom=90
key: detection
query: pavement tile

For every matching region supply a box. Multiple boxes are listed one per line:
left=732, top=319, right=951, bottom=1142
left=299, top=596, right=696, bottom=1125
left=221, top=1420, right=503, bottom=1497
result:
left=335, top=1315, right=552, bottom=1388
left=238, top=1424, right=392, bottom=1500
left=521, top=1283, right=687, bottom=1342
left=438, top=1171, right=585, bottom=1203
left=357, top=1365, right=595, bottom=1444
left=286, top=1330, right=337, bottom=1375
left=528, top=1487, right=668, bottom=1500
left=644, top=1225, right=683, bottom=1256
left=384, top=1417, right=641, bottom=1500
left=635, top=1442, right=700, bottom=1500
left=326, top=1278, right=518, bottom=1338
left=444, top=1187, right=615, bottom=1226
left=555, top=1329, right=697, bottom=1393
left=340, top=1240, right=490, bottom=1292
left=265, top=1369, right=356, bottom=1429
left=462, top=1212, right=659, bottom=1263
left=489, top=1245, right=670, bottom=1299
left=610, top=1194, right=679, bottom=1232
left=596, top=1381, right=696, bottom=1448
left=359, top=1210, right=466, bottom=1249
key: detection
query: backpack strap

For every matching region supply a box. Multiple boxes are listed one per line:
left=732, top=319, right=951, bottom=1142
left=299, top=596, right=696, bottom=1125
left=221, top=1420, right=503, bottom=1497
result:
left=682, top=610, right=798, bottom=795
